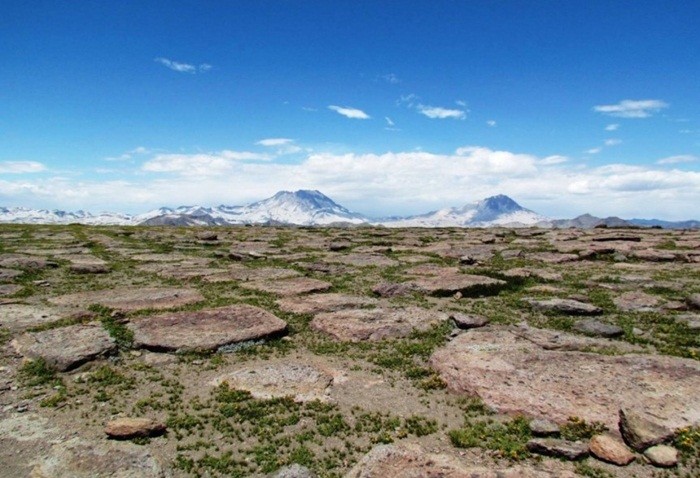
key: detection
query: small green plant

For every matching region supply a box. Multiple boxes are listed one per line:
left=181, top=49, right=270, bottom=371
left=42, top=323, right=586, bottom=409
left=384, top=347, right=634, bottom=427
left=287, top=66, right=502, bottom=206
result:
left=449, top=416, right=531, bottom=460
left=89, top=304, right=134, bottom=349
left=574, top=461, right=614, bottom=478
left=560, top=416, right=607, bottom=441
left=19, top=358, right=57, bottom=386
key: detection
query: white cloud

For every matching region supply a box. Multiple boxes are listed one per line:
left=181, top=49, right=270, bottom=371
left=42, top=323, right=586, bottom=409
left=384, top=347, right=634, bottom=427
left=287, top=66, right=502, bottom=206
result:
left=385, top=117, right=395, bottom=127
left=256, top=138, right=302, bottom=155
left=593, top=99, right=668, bottom=118
left=586, top=148, right=602, bottom=154
left=381, top=73, right=400, bottom=84
left=0, top=161, right=46, bottom=174
left=256, top=138, right=294, bottom=147
left=456, top=100, right=467, bottom=107
left=154, top=57, right=211, bottom=74
left=605, top=124, right=619, bottom=131
left=105, top=146, right=151, bottom=162
left=328, top=105, right=370, bottom=119
left=142, top=150, right=271, bottom=176
left=417, top=105, right=466, bottom=120
left=604, top=138, right=622, bottom=146
left=657, top=155, right=698, bottom=165
left=4, top=147, right=700, bottom=220
left=487, top=120, right=497, bottom=127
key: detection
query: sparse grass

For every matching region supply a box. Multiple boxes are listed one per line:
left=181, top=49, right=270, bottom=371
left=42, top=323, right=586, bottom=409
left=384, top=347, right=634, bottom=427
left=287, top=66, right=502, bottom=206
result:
left=560, top=416, right=607, bottom=441
left=18, top=358, right=58, bottom=387
left=449, top=415, right=532, bottom=460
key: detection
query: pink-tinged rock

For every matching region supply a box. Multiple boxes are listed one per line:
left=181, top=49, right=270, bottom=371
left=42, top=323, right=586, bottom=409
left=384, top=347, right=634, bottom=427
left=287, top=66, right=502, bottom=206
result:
left=105, top=417, right=166, bottom=439
left=589, top=434, right=635, bottom=466
left=49, top=287, right=204, bottom=312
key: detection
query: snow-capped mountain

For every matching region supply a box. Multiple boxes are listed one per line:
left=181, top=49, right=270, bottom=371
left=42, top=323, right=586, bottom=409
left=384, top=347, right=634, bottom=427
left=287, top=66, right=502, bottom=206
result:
left=140, top=190, right=368, bottom=226
left=0, top=207, right=135, bottom=225
left=379, top=194, right=547, bottom=227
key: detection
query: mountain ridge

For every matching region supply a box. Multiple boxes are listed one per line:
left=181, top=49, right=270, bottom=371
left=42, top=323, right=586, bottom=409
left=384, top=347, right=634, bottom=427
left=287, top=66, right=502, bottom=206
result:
left=1, top=191, right=698, bottom=229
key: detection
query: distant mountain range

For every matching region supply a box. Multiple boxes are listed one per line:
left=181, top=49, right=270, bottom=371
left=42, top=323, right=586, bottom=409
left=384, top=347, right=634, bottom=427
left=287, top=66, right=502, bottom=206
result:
left=1, top=190, right=698, bottom=229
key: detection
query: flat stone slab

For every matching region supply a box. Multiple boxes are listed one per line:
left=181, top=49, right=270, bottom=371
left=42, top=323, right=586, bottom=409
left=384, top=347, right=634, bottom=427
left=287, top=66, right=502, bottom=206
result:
left=328, top=253, right=398, bottom=267
left=12, top=323, right=117, bottom=371
left=277, top=293, right=378, bottom=315
left=525, top=298, right=602, bottom=315
left=0, top=254, right=50, bottom=270
left=104, top=417, right=166, bottom=439
left=409, top=274, right=506, bottom=297
left=49, top=287, right=204, bottom=312
left=0, top=268, right=22, bottom=282
left=0, top=304, right=64, bottom=331
left=0, top=284, right=22, bottom=296
left=311, top=306, right=448, bottom=342
left=430, top=326, right=700, bottom=432
left=30, top=437, right=166, bottom=477
left=346, top=443, right=578, bottom=478
left=221, top=265, right=301, bottom=282
left=128, top=305, right=287, bottom=352
left=614, top=291, right=660, bottom=312
left=211, top=361, right=334, bottom=402
left=573, top=319, right=624, bottom=338
left=239, top=277, right=332, bottom=296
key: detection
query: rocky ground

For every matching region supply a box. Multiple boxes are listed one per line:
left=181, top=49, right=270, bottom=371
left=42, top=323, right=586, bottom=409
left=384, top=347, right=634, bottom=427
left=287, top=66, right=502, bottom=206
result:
left=0, top=224, right=698, bottom=478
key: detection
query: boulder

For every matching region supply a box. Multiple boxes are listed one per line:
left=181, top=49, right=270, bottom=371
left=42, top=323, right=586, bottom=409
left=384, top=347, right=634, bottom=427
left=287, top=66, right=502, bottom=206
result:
left=588, top=434, right=635, bottom=466
left=129, top=305, right=287, bottom=352
left=529, top=419, right=560, bottom=437
left=451, top=313, right=490, bottom=329
left=104, top=417, right=166, bottom=439
left=12, top=324, right=117, bottom=371
left=573, top=319, right=624, bottom=338
left=643, top=445, right=678, bottom=467
left=619, top=408, right=674, bottom=452
left=526, top=438, right=589, bottom=460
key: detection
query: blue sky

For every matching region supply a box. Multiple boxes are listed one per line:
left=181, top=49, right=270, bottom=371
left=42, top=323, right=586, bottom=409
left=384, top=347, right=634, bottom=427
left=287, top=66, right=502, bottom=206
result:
left=2, top=1, right=699, bottom=219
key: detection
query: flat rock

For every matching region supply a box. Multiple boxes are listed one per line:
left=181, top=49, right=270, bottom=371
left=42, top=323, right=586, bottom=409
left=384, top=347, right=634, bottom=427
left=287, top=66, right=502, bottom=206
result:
left=371, top=282, right=418, bottom=297
left=631, top=249, right=677, bottom=262
left=619, top=408, right=674, bottom=451
left=591, top=234, right=642, bottom=242
left=0, top=304, right=64, bottom=331
left=105, top=417, right=166, bottom=439
left=12, top=323, right=116, bottom=371
left=240, top=277, right=332, bottom=296
left=311, top=307, right=448, bottom=342
left=529, top=252, right=580, bottom=264
left=687, top=293, right=700, bottom=310
left=224, top=265, right=301, bottom=282
left=211, top=361, right=334, bottom=402
left=277, top=293, right=377, bottom=315
left=529, top=419, right=560, bottom=436
left=270, top=464, right=316, bottom=478
left=526, top=298, right=602, bottom=315
left=129, top=305, right=287, bottom=352
left=69, top=261, right=110, bottom=274
left=409, top=274, right=506, bottom=297
left=526, top=438, right=588, bottom=460
left=0, top=284, right=22, bottom=296
left=49, top=286, right=204, bottom=312
left=430, top=326, right=700, bottom=432
left=0, top=268, right=22, bottom=282
left=512, top=325, right=643, bottom=353
left=589, top=434, right=635, bottom=466
left=643, top=444, right=678, bottom=467
left=573, top=319, right=624, bottom=338
left=451, top=313, right=490, bottom=329
left=614, top=291, right=660, bottom=312
left=0, top=254, right=50, bottom=270
left=346, top=443, right=578, bottom=478
left=329, top=253, right=398, bottom=267
left=30, top=437, right=167, bottom=477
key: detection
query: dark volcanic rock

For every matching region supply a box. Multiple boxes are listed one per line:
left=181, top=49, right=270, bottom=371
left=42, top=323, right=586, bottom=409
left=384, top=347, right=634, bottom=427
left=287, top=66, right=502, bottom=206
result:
left=12, top=324, right=117, bottom=371
left=129, top=305, right=287, bottom=352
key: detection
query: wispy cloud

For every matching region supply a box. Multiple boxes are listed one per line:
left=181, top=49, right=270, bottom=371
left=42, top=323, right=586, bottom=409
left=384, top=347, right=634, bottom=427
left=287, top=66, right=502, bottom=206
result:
left=143, top=150, right=271, bottom=176
left=604, top=138, right=622, bottom=146
left=605, top=124, right=620, bottom=131
left=385, top=117, right=395, bottom=127
left=586, top=148, right=602, bottom=154
left=328, top=105, right=370, bottom=119
left=0, top=161, right=46, bottom=174
left=417, top=105, right=466, bottom=120
left=256, top=138, right=302, bottom=155
left=657, top=155, right=698, bottom=165
left=593, top=99, right=668, bottom=118
left=105, top=146, right=151, bottom=162
left=380, top=73, right=400, bottom=84
left=487, top=120, right=497, bottom=127
left=154, top=57, right=211, bottom=74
